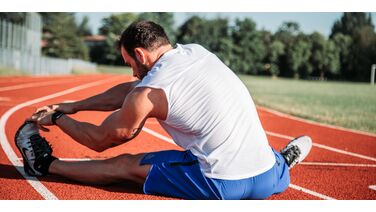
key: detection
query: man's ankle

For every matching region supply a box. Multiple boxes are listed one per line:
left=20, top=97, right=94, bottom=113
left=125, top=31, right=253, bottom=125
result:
left=34, top=155, right=58, bottom=175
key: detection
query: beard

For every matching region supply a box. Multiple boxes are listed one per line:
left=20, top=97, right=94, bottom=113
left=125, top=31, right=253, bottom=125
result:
left=135, top=59, right=149, bottom=80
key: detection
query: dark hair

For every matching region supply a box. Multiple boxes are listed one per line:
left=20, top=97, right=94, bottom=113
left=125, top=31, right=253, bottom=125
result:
left=118, top=21, right=171, bottom=60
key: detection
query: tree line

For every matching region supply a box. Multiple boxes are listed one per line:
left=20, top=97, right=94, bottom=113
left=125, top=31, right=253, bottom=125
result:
left=1, top=12, right=375, bottom=82
left=174, top=13, right=375, bottom=82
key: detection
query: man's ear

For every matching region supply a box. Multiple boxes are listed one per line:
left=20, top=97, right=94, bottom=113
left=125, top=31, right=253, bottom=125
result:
left=134, top=48, right=147, bottom=64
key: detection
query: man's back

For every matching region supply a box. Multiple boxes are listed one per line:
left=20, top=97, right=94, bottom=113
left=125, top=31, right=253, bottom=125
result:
left=137, top=44, right=275, bottom=180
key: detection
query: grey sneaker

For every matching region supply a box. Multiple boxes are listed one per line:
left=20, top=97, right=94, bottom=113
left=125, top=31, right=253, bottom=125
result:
left=280, top=136, right=312, bottom=169
left=15, top=121, right=53, bottom=176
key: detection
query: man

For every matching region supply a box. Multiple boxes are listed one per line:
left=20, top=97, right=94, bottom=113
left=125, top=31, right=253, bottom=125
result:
left=15, top=21, right=312, bottom=199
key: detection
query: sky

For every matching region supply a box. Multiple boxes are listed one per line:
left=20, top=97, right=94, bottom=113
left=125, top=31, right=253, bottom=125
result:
left=75, top=12, right=376, bottom=37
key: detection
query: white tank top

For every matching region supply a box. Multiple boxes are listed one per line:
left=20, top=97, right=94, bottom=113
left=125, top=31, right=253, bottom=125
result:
left=136, top=44, right=275, bottom=180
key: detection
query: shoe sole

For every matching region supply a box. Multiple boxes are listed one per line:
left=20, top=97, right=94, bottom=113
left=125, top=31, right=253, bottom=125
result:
left=14, top=121, right=40, bottom=176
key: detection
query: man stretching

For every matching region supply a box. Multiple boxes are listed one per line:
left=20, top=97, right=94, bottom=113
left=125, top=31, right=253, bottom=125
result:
left=15, top=21, right=312, bottom=199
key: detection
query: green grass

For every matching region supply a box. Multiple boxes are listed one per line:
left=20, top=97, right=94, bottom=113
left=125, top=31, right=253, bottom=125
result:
left=0, top=66, right=28, bottom=76
left=239, top=75, right=376, bottom=134
left=97, top=65, right=132, bottom=75
left=73, top=65, right=132, bottom=75
left=71, top=68, right=98, bottom=75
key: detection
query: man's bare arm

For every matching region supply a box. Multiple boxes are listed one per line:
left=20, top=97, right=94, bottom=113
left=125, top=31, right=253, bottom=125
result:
left=35, top=80, right=140, bottom=115
left=72, top=80, right=140, bottom=112
left=52, top=110, right=145, bottom=152
left=51, top=87, right=164, bottom=152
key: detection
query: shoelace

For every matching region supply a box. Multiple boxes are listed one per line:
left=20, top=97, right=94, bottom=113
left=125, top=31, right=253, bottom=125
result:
left=282, top=145, right=301, bottom=167
left=29, top=134, right=52, bottom=158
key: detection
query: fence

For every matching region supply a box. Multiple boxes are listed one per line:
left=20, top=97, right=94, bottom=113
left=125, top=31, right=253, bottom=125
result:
left=0, top=13, right=96, bottom=75
left=0, top=13, right=41, bottom=56
left=0, top=48, right=97, bottom=75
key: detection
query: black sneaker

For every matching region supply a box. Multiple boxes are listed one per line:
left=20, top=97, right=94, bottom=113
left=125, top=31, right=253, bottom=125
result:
left=280, top=136, right=312, bottom=169
left=15, top=121, right=55, bottom=176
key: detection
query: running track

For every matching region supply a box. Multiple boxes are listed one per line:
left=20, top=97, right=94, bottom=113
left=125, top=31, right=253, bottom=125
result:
left=0, top=74, right=375, bottom=200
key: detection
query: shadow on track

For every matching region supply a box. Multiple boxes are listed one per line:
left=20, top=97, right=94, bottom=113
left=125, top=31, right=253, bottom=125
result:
left=0, top=163, right=144, bottom=197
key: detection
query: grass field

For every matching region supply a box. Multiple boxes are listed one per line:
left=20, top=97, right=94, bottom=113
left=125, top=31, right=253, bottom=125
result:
left=239, top=75, right=376, bottom=134
left=97, top=65, right=132, bottom=75
left=0, top=66, right=28, bottom=76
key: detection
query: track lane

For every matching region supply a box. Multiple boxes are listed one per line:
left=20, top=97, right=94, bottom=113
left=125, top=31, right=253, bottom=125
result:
left=0, top=74, right=130, bottom=199
left=0, top=146, right=45, bottom=199
left=258, top=109, right=376, bottom=158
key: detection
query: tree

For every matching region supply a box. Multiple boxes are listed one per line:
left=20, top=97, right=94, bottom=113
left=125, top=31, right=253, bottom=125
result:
left=330, top=33, right=352, bottom=79
left=177, top=16, right=233, bottom=67
left=177, top=16, right=208, bottom=46
left=288, top=37, right=312, bottom=79
left=97, top=13, right=137, bottom=65
left=0, top=12, right=25, bottom=24
left=77, top=15, right=92, bottom=36
left=40, top=13, right=89, bottom=60
left=275, top=21, right=311, bottom=78
left=350, top=26, right=376, bottom=81
left=205, top=18, right=233, bottom=66
left=265, top=40, right=285, bottom=77
left=309, top=32, right=340, bottom=80
left=231, top=18, right=266, bottom=74
left=330, top=12, right=376, bottom=81
left=278, top=22, right=301, bottom=36
left=99, top=13, right=137, bottom=36
left=260, top=30, right=284, bottom=77
left=330, top=13, right=374, bottom=38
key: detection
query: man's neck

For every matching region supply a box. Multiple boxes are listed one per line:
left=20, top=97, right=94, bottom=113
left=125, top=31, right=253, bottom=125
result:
left=147, top=44, right=173, bottom=69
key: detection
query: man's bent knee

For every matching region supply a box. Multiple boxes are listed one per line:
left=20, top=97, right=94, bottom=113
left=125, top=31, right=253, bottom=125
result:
left=104, top=153, right=150, bottom=184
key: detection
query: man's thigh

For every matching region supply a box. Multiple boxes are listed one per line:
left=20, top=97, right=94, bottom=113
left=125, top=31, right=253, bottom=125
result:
left=139, top=150, right=222, bottom=199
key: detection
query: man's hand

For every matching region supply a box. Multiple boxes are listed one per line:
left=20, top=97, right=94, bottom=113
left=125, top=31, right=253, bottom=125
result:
left=27, top=110, right=56, bottom=132
left=35, top=103, right=76, bottom=115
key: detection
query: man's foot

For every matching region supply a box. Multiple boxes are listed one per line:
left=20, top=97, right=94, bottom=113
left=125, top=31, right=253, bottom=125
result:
left=15, top=121, right=56, bottom=176
left=280, top=136, right=312, bottom=169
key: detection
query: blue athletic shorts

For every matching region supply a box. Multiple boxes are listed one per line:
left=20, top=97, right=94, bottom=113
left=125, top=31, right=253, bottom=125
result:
left=140, top=148, right=290, bottom=200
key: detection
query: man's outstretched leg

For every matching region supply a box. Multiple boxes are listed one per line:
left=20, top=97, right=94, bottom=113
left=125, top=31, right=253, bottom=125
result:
left=15, top=121, right=151, bottom=185
left=49, top=153, right=150, bottom=185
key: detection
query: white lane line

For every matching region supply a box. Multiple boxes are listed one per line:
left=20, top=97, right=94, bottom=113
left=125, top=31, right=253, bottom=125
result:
left=289, top=184, right=336, bottom=200
left=258, top=106, right=376, bottom=137
left=369, top=185, right=376, bottom=191
left=142, top=127, right=175, bottom=144
left=142, top=126, right=335, bottom=200
left=300, top=162, right=376, bottom=168
left=0, top=76, right=120, bottom=200
left=0, top=79, right=81, bottom=92
left=266, top=131, right=376, bottom=162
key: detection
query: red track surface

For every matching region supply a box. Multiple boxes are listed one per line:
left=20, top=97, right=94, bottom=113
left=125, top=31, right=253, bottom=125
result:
left=0, top=74, right=375, bottom=200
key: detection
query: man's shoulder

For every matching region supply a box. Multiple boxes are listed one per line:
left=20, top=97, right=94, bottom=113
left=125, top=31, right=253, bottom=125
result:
left=180, top=43, right=207, bottom=52
left=127, top=86, right=167, bottom=119
left=130, top=87, right=165, bottom=101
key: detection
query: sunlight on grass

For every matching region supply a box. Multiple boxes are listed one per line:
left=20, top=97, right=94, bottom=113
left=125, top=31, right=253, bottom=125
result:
left=239, top=75, right=376, bottom=134
left=97, top=65, right=132, bottom=75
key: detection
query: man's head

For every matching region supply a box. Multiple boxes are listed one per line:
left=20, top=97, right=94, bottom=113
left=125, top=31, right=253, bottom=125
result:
left=118, top=21, right=171, bottom=79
